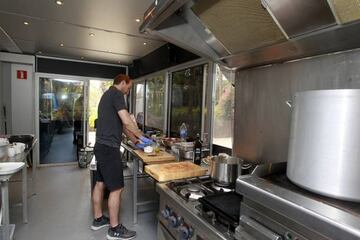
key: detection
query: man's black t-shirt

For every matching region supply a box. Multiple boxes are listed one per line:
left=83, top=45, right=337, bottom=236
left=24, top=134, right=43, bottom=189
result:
left=96, top=86, right=126, bottom=148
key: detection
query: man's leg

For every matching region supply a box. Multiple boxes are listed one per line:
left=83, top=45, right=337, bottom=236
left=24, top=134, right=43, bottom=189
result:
left=91, top=181, right=110, bottom=231
left=93, top=181, right=105, bottom=219
left=108, top=188, right=123, bottom=227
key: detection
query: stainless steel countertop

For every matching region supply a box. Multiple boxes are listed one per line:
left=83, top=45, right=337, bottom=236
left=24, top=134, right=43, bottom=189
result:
left=236, top=174, right=360, bottom=239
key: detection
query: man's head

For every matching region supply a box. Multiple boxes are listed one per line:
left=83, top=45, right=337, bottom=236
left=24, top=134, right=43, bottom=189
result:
left=113, top=74, right=133, bottom=95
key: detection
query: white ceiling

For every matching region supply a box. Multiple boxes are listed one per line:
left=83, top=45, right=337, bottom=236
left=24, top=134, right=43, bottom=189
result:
left=0, top=0, right=165, bottom=65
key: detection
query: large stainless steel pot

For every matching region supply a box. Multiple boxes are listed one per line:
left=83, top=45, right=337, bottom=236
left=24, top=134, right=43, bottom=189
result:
left=210, top=154, right=243, bottom=186
left=287, top=89, right=360, bottom=202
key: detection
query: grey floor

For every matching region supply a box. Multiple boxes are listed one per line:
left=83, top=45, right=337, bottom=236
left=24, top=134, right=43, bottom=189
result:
left=41, top=128, right=77, bottom=164
left=8, top=163, right=159, bottom=240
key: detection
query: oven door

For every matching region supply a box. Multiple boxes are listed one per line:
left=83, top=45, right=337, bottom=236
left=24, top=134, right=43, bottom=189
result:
left=158, top=221, right=176, bottom=240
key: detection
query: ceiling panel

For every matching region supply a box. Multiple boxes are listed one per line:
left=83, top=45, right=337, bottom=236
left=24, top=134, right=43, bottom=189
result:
left=0, top=0, right=165, bottom=64
left=0, top=0, right=157, bottom=37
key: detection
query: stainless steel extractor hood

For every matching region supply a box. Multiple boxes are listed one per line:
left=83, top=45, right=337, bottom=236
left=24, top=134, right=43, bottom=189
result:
left=140, top=0, right=360, bottom=69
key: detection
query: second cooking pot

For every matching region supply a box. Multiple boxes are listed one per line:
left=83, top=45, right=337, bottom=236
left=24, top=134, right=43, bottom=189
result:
left=210, top=154, right=246, bottom=186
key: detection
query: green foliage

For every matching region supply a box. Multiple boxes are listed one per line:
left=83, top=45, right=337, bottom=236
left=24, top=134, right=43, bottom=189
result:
left=88, top=80, right=112, bottom=129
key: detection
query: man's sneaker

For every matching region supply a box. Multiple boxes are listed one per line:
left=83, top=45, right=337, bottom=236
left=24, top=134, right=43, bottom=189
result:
left=91, top=215, right=110, bottom=230
left=107, top=224, right=136, bottom=240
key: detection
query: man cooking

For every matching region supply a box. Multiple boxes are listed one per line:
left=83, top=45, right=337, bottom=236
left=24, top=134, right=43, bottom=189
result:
left=91, top=74, right=152, bottom=240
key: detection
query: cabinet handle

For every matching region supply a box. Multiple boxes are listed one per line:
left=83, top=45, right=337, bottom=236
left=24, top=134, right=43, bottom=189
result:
left=240, top=215, right=283, bottom=240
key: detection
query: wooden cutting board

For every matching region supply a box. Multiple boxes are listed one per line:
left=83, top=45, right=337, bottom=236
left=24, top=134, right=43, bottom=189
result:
left=145, top=161, right=208, bottom=182
left=133, top=150, right=176, bottom=164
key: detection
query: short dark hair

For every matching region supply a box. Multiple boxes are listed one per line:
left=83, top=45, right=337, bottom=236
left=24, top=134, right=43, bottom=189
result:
left=113, top=74, right=131, bottom=85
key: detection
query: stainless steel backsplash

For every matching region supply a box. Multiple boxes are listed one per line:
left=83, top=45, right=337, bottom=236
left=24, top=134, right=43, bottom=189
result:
left=234, top=49, right=360, bottom=164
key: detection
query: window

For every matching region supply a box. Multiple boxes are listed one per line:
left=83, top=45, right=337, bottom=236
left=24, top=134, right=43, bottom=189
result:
left=145, top=75, right=165, bottom=133
left=170, top=64, right=206, bottom=139
left=212, top=64, right=235, bottom=149
left=133, top=82, right=145, bottom=130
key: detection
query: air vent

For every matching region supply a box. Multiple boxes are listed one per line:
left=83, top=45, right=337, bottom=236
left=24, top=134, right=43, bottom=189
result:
left=328, top=0, right=360, bottom=24
left=261, top=0, right=336, bottom=38
left=192, top=0, right=285, bottom=54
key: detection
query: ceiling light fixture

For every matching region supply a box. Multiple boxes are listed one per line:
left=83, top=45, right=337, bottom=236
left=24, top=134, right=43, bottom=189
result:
left=59, top=43, right=64, bottom=47
left=89, top=33, right=95, bottom=37
left=55, top=0, right=64, bottom=6
left=135, top=18, right=141, bottom=23
left=37, top=51, right=42, bottom=54
left=23, top=21, right=29, bottom=25
left=143, top=42, right=147, bottom=45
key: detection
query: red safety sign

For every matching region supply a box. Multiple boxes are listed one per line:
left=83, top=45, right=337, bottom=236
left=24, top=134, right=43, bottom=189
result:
left=17, top=70, right=27, bottom=80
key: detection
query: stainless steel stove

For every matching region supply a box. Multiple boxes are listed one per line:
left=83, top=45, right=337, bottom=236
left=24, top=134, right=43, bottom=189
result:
left=235, top=163, right=360, bottom=240
left=157, top=162, right=360, bottom=240
left=156, top=176, right=241, bottom=240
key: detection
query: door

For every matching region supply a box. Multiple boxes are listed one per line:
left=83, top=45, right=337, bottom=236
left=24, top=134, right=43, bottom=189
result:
left=39, top=77, right=85, bottom=164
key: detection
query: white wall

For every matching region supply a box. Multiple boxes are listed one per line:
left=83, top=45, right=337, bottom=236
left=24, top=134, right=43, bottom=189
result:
left=1, top=63, right=12, bottom=134
left=0, top=52, right=35, bottom=135
left=11, top=64, right=34, bottom=134
left=0, top=62, right=3, bottom=133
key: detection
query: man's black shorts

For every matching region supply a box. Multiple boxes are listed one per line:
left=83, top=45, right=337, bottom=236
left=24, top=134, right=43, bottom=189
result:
left=94, top=143, right=124, bottom=191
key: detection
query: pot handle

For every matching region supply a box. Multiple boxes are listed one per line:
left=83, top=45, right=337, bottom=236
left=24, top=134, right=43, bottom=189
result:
left=285, top=100, right=292, bottom=108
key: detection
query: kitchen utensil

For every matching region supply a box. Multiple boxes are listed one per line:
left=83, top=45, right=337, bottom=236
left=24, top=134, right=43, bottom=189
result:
left=287, top=89, right=360, bottom=201
left=161, top=137, right=180, bottom=149
left=210, top=154, right=243, bottom=186
left=175, top=142, right=194, bottom=160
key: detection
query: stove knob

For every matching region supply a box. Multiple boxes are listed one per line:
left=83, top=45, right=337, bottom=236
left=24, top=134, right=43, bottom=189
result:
left=161, top=209, right=169, bottom=219
left=161, top=206, right=171, bottom=219
left=179, top=225, right=193, bottom=240
left=168, top=215, right=180, bottom=228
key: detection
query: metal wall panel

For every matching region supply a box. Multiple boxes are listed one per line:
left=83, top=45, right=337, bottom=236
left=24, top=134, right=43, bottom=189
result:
left=234, top=49, right=360, bottom=164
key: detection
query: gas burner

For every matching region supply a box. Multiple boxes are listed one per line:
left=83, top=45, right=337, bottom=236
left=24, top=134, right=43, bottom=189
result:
left=210, top=183, right=233, bottom=193
left=180, top=185, right=206, bottom=201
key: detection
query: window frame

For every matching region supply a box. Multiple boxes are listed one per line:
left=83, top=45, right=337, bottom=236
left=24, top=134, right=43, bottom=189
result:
left=131, top=58, right=213, bottom=146
left=210, top=64, right=235, bottom=154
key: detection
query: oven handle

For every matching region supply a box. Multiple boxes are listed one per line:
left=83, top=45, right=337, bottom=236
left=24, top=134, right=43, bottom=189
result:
left=158, top=221, right=177, bottom=240
left=240, top=215, right=283, bottom=240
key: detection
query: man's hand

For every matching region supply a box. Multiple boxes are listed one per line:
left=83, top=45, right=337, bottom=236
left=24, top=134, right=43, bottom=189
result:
left=135, top=142, right=147, bottom=150
left=139, top=136, right=153, bottom=145
left=135, top=138, right=152, bottom=150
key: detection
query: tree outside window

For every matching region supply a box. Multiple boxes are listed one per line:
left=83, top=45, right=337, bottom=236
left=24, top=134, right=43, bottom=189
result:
left=213, top=65, right=235, bottom=149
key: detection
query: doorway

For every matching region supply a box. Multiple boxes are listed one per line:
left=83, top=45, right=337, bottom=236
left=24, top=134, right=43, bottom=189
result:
left=39, top=77, right=85, bottom=164
left=36, top=73, right=113, bottom=166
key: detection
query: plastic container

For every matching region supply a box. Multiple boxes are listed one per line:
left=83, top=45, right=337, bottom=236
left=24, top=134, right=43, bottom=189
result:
left=179, top=123, right=188, bottom=141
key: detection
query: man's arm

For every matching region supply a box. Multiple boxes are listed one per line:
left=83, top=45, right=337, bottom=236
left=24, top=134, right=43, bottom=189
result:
left=123, top=127, right=139, bottom=144
left=118, top=109, right=143, bottom=138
